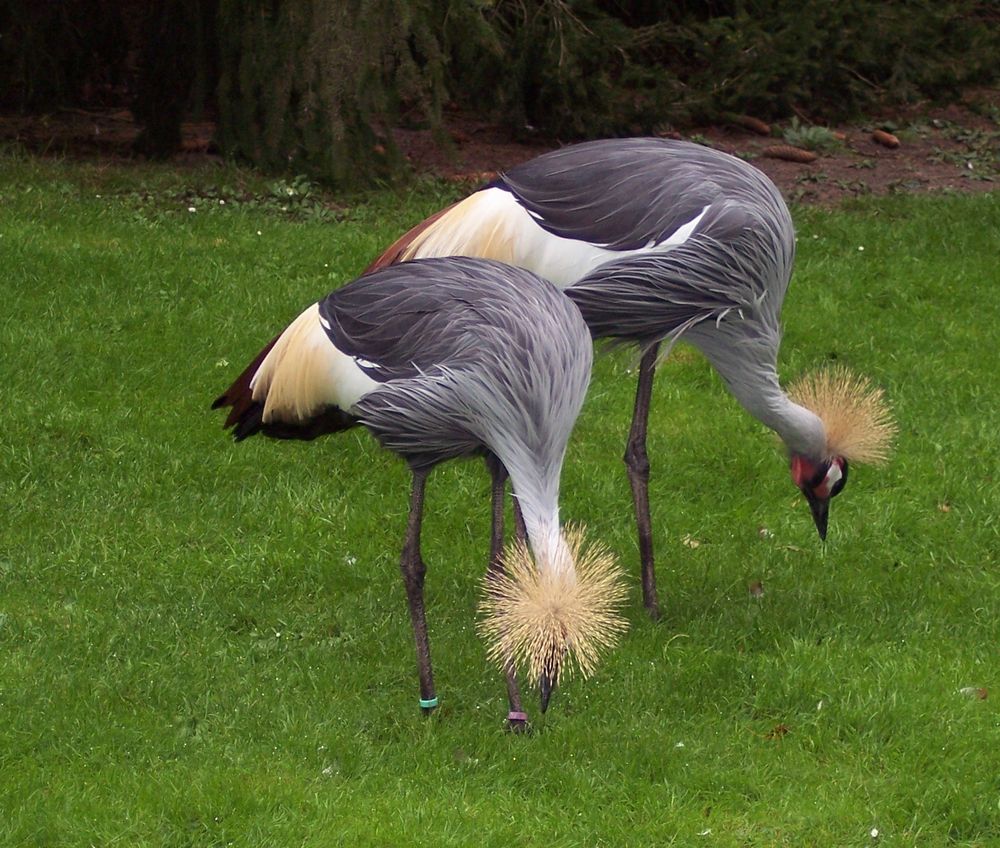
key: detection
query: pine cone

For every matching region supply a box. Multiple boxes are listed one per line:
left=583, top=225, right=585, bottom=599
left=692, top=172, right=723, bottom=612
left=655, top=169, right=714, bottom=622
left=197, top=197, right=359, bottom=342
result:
left=872, top=130, right=900, bottom=149
left=761, top=145, right=818, bottom=163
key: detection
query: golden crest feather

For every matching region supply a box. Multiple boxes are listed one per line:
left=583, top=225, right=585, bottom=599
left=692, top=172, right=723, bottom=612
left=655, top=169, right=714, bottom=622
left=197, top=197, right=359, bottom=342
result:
left=477, top=525, right=629, bottom=684
left=788, top=366, right=898, bottom=465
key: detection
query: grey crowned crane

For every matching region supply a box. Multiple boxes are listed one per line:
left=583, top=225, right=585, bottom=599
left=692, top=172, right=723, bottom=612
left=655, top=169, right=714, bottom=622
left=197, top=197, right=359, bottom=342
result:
left=213, top=257, right=627, bottom=724
left=367, top=138, right=897, bottom=620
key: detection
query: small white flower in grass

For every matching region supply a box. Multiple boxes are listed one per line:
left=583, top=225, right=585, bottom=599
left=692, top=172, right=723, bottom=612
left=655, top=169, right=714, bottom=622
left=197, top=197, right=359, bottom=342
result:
left=675, top=741, right=685, bottom=748
left=219, top=199, right=225, bottom=205
left=188, top=206, right=197, bottom=213
left=256, top=230, right=262, bottom=236
left=870, top=827, right=879, bottom=838
left=858, top=245, right=865, bottom=251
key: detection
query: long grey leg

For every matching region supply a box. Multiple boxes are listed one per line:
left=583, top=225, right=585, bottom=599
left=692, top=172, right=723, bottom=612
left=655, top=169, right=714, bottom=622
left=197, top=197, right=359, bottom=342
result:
left=625, top=343, right=661, bottom=620
left=400, top=468, right=436, bottom=712
left=512, top=490, right=527, bottom=546
left=484, top=454, right=528, bottom=731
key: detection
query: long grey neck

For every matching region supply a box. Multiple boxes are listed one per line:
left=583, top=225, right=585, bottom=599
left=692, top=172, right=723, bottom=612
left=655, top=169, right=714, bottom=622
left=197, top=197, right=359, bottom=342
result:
left=743, top=379, right=828, bottom=460
left=502, top=457, right=574, bottom=577
left=694, top=335, right=828, bottom=460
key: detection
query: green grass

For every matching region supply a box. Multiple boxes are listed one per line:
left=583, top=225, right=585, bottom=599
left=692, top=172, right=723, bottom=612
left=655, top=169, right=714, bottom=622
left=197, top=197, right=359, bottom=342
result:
left=1, top=150, right=998, bottom=847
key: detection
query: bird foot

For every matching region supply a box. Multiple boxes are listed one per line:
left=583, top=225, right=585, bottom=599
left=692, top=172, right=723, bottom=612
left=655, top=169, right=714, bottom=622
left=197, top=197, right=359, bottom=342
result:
left=642, top=577, right=662, bottom=621
left=505, top=710, right=530, bottom=734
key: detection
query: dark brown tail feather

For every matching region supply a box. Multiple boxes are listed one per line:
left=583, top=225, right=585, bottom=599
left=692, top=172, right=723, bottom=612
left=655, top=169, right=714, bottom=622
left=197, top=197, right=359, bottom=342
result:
left=261, top=407, right=358, bottom=441
left=363, top=202, right=459, bottom=273
left=222, top=398, right=358, bottom=442
left=211, top=334, right=281, bottom=428
left=213, top=335, right=359, bottom=442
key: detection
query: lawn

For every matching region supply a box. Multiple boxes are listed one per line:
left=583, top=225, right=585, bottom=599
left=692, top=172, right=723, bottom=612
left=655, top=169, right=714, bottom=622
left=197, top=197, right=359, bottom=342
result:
left=1, top=151, right=997, bottom=847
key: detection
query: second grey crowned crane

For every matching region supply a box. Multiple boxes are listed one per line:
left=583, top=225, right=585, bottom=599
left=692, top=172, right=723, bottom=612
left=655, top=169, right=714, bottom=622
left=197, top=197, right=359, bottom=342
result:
left=367, top=138, right=897, bottom=620
left=213, top=257, right=627, bottom=725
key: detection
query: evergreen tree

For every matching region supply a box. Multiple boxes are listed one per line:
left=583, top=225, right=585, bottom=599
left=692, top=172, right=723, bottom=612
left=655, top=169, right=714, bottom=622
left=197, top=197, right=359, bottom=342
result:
left=215, top=0, right=446, bottom=187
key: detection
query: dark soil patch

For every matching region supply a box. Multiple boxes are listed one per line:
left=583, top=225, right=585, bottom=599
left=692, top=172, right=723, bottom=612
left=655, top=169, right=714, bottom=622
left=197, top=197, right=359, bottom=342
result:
left=3, top=89, right=997, bottom=206
left=399, top=92, right=999, bottom=205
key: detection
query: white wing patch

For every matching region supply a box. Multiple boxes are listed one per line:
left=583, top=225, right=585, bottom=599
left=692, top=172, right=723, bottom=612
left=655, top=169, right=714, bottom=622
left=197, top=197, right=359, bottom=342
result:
left=250, top=303, right=379, bottom=423
left=404, top=187, right=711, bottom=288
left=661, top=205, right=709, bottom=247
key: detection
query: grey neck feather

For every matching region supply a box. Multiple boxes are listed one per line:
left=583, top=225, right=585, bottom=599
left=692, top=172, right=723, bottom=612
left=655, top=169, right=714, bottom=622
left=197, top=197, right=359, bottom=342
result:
left=501, top=451, right=574, bottom=577
left=749, top=382, right=828, bottom=460
left=690, top=330, right=828, bottom=461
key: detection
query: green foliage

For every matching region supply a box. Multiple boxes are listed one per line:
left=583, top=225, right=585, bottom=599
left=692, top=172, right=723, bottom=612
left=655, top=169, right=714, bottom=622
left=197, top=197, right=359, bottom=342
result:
left=215, top=0, right=447, bottom=188
left=781, top=118, right=842, bottom=152
left=444, top=0, right=651, bottom=137
left=443, top=0, right=1000, bottom=136
left=2, top=155, right=999, bottom=845
left=3, top=1, right=998, bottom=184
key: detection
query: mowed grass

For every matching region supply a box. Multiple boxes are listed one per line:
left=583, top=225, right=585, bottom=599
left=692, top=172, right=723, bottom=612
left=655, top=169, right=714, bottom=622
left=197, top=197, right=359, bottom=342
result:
left=1, top=150, right=997, bottom=847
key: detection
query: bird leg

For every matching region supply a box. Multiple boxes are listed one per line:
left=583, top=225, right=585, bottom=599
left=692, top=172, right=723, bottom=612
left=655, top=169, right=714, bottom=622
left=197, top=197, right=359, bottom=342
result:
left=400, top=469, right=437, bottom=713
left=625, top=343, right=661, bottom=620
left=484, top=454, right=529, bottom=732
left=512, top=488, right=527, bottom=547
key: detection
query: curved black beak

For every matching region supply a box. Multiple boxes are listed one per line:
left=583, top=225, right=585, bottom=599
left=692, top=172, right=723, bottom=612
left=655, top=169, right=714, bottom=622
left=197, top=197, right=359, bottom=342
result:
left=539, top=670, right=556, bottom=713
left=803, top=489, right=830, bottom=540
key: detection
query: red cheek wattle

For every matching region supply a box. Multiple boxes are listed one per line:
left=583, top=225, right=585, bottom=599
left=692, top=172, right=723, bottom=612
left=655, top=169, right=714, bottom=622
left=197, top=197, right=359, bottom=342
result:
left=791, top=455, right=815, bottom=488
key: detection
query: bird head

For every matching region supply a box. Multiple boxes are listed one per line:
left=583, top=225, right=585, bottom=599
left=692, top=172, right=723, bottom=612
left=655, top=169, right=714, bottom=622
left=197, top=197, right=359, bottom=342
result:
left=787, top=366, right=897, bottom=541
left=478, top=526, right=628, bottom=714
left=790, top=453, right=849, bottom=540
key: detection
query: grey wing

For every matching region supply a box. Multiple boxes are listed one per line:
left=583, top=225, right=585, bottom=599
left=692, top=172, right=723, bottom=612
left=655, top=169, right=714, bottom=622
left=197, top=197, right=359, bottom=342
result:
left=566, top=228, right=776, bottom=346
left=319, top=255, right=586, bottom=380
left=318, top=258, right=498, bottom=381
left=494, top=138, right=767, bottom=250
left=324, top=257, right=592, bottom=470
